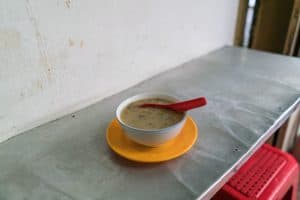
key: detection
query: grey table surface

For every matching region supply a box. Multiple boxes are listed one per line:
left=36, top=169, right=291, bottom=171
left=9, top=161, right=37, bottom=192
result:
left=1, top=46, right=300, bottom=200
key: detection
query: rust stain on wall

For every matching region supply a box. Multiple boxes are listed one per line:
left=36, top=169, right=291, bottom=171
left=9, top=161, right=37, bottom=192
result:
left=80, top=40, right=84, bottom=48
left=25, top=0, right=53, bottom=81
left=68, top=38, right=75, bottom=47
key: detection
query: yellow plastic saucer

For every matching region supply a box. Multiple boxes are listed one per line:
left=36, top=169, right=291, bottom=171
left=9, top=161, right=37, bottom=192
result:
left=106, top=116, right=198, bottom=163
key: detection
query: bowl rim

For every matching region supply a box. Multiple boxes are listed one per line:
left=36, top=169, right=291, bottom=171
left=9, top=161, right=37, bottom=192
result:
left=116, top=92, right=187, bottom=134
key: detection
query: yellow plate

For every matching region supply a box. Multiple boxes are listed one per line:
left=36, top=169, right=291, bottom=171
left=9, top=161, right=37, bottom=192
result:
left=106, top=116, right=198, bottom=163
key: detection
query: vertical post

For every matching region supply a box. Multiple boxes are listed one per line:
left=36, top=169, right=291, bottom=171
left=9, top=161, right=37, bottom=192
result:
left=234, top=0, right=249, bottom=46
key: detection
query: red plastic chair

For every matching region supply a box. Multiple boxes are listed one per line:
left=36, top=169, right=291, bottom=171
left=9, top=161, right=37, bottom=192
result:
left=213, top=144, right=299, bottom=200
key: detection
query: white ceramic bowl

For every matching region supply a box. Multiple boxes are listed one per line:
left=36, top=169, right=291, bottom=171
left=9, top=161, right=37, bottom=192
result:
left=116, top=93, right=187, bottom=147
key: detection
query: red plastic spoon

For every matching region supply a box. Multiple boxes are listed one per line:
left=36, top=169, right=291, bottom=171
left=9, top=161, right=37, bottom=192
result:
left=140, top=97, right=207, bottom=112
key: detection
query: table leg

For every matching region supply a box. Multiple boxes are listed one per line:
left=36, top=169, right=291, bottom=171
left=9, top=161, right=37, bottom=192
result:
left=276, top=107, right=300, bottom=151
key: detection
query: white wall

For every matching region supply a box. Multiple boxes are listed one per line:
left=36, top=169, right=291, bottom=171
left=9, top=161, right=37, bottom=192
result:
left=0, top=0, right=238, bottom=142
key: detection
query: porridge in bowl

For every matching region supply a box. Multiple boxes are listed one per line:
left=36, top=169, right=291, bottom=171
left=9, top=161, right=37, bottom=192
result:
left=121, top=98, right=184, bottom=130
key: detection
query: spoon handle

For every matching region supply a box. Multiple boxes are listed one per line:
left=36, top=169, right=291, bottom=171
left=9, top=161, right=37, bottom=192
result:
left=168, top=97, right=207, bottom=112
left=140, top=97, right=207, bottom=112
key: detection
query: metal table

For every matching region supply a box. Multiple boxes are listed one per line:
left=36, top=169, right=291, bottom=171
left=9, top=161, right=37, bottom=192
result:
left=0, top=47, right=299, bottom=200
